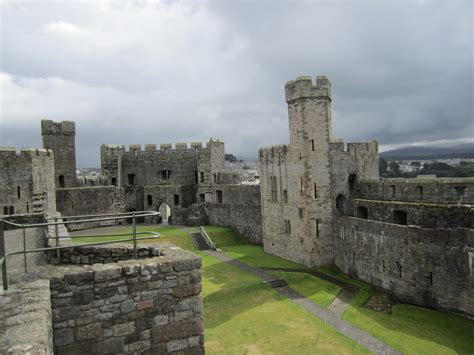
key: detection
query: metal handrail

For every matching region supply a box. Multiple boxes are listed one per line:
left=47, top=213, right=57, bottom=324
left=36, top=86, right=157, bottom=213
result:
left=0, top=211, right=160, bottom=291
left=200, top=226, right=216, bottom=250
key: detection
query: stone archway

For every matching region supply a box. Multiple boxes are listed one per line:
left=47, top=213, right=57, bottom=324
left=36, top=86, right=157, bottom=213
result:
left=158, top=202, right=172, bottom=224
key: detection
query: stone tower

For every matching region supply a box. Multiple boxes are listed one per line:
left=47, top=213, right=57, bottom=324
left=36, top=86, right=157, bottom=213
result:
left=259, top=76, right=335, bottom=266
left=41, top=120, right=77, bottom=188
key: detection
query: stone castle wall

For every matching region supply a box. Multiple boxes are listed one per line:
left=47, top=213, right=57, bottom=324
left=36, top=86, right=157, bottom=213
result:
left=357, top=177, right=474, bottom=204
left=0, top=148, right=56, bottom=215
left=1, top=245, right=204, bottom=354
left=51, top=247, right=204, bottom=354
left=349, top=198, right=473, bottom=229
left=56, top=186, right=125, bottom=230
left=204, top=184, right=262, bottom=244
left=335, top=217, right=474, bottom=317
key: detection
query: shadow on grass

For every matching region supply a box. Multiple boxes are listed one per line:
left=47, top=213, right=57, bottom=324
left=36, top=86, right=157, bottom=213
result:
left=318, top=266, right=474, bottom=355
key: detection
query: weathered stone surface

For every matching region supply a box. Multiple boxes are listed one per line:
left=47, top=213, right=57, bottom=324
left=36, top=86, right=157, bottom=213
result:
left=94, top=264, right=122, bottom=282
left=54, top=328, right=74, bottom=347
left=76, top=323, right=102, bottom=341
left=0, top=280, right=53, bottom=355
left=91, top=337, right=124, bottom=354
left=3, top=245, right=204, bottom=354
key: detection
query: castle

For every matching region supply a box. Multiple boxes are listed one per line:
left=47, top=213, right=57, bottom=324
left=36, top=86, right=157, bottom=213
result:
left=1, top=76, right=472, bottom=318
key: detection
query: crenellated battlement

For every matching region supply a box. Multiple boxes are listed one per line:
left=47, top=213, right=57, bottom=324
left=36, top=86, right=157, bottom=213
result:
left=101, top=139, right=224, bottom=157
left=285, top=75, right=332, bottom=103
left=347, top=141, right=379, bottom=153
left=0, top=147, right=54, bottom=160
left=41, top=119, right=75, bottom=135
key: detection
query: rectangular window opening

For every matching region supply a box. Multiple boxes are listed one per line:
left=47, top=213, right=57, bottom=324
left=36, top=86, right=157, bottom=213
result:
left=316, top=219, right=320, bottom=237
left=390, top=185, right=396, bottom=198
left=299, top=208, right=303, bottom=218
left=174, top=194, right=180, bottom=206
left=283, top=190, right=288, bottom=203
left=17, top=186, right=21, bottom=199
left=216, top=190, right=223, bottom=204
left=314, top=183, right=317, bottom=198
left=311, top=139, right=315, bottom=151
left=128, top=173, right=135, bottom=185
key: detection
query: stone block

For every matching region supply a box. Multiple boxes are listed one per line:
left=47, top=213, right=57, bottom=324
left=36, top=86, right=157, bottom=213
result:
left=136, top=300, right=153, bottom=311
left=167, top=339, right=188, bottom=352
left=91, top=337, right=124, bottom=354
left=54, top=328, right=74, bottom=347
left=173, top=257, right=201, bottom=272
left=150, top=318, right=204, bottom=343
left=75, top=323, right=102, bottom=341
left=172, top=284, right=201, bottom=298
left=154, top=314, right=169, bottom=326
left=94, top=264, right=123, bottom=282
left=120, top=299, right=135, bottom=314
left=113, top=321, right=135, bottom=336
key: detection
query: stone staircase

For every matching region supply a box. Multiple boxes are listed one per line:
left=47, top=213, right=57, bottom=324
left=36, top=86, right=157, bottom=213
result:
left=268, top=279, right=288, bottom=289
left=191, top=232, right=211, bottom=251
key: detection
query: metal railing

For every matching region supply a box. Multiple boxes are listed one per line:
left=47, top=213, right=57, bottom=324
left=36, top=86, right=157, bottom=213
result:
left=200, top=226, right=216, bottom=250
left=0, top=211, right=161, bottom=291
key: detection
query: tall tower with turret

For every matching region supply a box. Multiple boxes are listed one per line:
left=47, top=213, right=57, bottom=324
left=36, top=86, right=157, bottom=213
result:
left=41, top=120, right=77, bottom=188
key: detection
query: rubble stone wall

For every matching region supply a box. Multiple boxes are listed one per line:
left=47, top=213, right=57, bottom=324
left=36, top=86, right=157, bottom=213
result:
left=51, top=247, right=204, bottom=354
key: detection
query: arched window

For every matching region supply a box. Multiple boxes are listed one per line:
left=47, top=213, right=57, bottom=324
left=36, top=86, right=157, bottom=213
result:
left=336, top=194, right=346, bottom=215
left=357, top=206, right=368, bottom=219
left=393, top=210, right=407, bottom=225
left=58, top=175, right=65, bottom=188
left=147, top=195, right=153, bottom=206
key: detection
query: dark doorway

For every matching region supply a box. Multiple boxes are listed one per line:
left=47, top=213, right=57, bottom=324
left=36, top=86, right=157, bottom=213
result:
left=357, top=206, right=368, bottom=219
left=393, top=210, right=407, bottom=225
left=58, top=175, right=65, bottom=188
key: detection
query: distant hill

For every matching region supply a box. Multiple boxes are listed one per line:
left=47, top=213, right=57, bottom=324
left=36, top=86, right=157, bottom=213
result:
left=380, top=143, right=474, bottom=161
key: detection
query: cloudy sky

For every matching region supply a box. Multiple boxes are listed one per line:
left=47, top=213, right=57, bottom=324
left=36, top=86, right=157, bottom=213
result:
left=1, top=0, right=472, bottom=167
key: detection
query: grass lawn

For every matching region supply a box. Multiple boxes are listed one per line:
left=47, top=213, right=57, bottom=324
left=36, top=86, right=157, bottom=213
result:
left=197, top=251, right=368, bottom=354
left=71, top=225, right=198, bottom=251
left=224, top=244, right=304, bottom=269
left=269, top=270, right=342, bottom=308
left=317, top=266, right=474, bottom=355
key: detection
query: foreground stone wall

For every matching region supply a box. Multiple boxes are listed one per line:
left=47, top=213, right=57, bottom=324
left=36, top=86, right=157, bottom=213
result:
left=205, top=184, right=263, bottom=244
left=51, top=247, right=204, bottom=354
left=0, top=279, right=53, bottom=354
left=335, top=217, right=474, bottom=317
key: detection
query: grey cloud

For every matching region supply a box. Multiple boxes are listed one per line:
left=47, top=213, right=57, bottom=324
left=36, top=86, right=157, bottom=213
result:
left=1, top=0, right=472, bottom=166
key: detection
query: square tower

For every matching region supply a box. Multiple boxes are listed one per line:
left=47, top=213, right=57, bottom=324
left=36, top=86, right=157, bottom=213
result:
left=41, top=120, right=77, bottom=188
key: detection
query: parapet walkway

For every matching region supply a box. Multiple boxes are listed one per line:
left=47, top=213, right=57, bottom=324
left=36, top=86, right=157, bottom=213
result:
left=204, top=250, right=400, bottom=355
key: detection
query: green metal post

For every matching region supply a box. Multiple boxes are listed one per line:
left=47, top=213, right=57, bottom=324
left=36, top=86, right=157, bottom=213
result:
left=55, top=217, right=60, bottom=264
left=133, top=212, right=137, bottom=259
left=0, top=219, right=8, bottom=291
left=22, top=224, right=27, bottom=273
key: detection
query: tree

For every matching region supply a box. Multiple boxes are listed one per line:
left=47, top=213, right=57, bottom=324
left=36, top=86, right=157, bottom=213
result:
left=389, top=161, right=401, bottom=174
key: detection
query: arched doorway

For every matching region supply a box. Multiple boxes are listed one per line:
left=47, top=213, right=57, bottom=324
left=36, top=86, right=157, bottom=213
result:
left=158, top=202, right=171, bottom=224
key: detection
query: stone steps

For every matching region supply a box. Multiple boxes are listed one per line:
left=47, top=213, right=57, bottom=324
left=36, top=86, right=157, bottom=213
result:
left=268, top=279, right=288, bottom=288
left=191, top=232, right=210, bottom=251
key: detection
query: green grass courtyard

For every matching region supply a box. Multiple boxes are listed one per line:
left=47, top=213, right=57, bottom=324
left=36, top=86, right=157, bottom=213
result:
left=72, top=225, right=474, bottom=354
